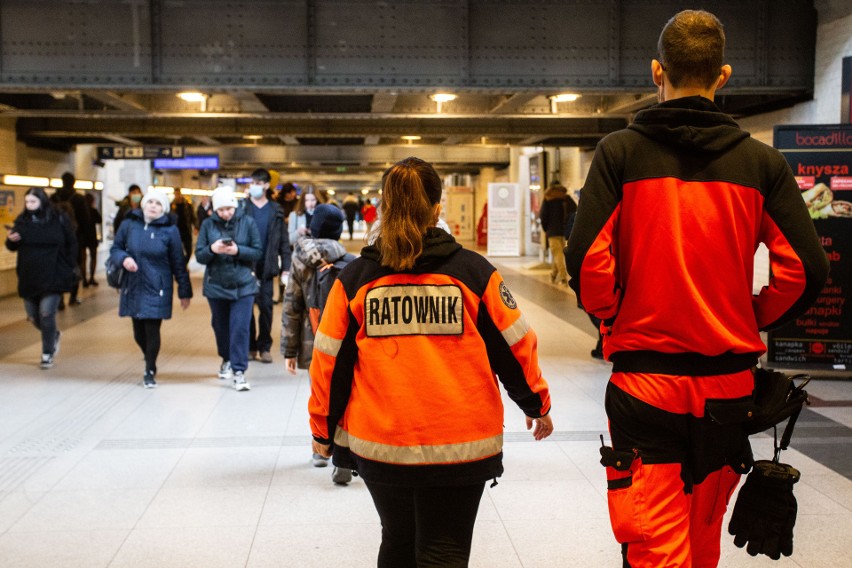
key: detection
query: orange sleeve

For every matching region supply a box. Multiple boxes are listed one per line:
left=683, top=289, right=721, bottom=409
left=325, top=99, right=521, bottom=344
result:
left=308, top=279, right=354, bottom=443
left=478, top=272, right=551, bottom=417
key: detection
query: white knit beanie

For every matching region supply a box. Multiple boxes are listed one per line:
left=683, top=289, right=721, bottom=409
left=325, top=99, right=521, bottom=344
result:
left=141, top=188, right=170, bottom=210
left=212, top=187, right=238, bottom=211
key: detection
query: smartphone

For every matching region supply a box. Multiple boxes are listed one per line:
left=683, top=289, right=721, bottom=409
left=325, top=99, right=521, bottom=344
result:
left=221, top=238, right=234, bottom=246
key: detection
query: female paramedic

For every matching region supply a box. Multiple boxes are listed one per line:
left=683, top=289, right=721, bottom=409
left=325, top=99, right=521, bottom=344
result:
left=308, top=156, right=553, bottom=567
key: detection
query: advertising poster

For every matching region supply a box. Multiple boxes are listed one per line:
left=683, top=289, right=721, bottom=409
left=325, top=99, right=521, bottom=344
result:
left=528, top=153, right=546, bottom=245
left=0, top=190, right=18, bottom=271
left=768, top=124, right=852, bottom=368
left=487, top=183, right=521, bottom=256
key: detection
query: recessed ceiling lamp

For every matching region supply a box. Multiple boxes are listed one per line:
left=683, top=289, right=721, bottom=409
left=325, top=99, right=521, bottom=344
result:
left=243, top=135, right=263, bottom=140
left=177, top=92, right=206, bottom=102
left=549, top=93, right=581, bottom=113
left=177, top=91, right=208, bottom=111
left=429, top=93, right=457, bottom=113
left=401, top=135, right=422, bottom=145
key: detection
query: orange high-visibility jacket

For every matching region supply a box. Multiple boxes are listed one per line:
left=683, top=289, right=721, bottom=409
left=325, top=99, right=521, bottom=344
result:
left=309, top=229, right=551, bottom=486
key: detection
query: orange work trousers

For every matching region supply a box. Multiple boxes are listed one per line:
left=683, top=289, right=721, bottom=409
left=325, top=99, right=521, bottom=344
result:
left=604, top=372, right=753, bottom=567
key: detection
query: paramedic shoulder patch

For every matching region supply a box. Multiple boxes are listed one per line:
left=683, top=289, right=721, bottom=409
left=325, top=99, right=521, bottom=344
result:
left=499, top=281, right=517, bottom=309
left=365, top=285, right=464, bottom=337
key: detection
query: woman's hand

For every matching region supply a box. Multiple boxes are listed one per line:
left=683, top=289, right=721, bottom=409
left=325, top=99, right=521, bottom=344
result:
left=212, top=239, right=238, bottom=255
left=297, top=226, right=309, bottom=236
left=180, top=298, right=191, bottom=310
left=6, top=230, right=21, bottom=242
left=526, top=414, right=554, bottom=441
left=312, top=439, right=332, bottom=458
left=123, top=257, right=139, bottom=272
left=285, top=357, right=297, bottom=375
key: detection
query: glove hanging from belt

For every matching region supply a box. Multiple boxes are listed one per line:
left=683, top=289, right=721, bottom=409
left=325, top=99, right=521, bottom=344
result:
left=728, top=460, right=800, bottom=560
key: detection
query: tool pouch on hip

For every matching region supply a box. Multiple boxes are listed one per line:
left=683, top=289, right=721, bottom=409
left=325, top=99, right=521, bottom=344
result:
left=600, top=446, right=650, bottom=543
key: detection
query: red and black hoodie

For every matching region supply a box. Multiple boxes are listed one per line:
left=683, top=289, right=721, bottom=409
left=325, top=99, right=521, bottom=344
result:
left=565, top=96, right=829, bottom=376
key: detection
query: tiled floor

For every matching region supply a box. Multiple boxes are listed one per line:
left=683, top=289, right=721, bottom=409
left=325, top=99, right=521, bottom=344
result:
left=0, top=241, right=850, bottom=567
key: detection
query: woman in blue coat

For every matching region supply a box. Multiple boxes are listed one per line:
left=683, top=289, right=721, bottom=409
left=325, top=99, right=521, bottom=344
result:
left=5, top=187, right=77, bottom=369
left=196, top=187, right=262, bottom=392
left=110, top=188, right=192, bottom=388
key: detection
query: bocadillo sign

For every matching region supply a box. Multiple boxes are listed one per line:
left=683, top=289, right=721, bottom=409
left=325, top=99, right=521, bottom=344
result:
left=768, top=124, right=852, bottom=369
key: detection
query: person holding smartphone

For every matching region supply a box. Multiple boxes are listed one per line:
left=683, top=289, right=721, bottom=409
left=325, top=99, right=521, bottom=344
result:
left=196, top=186, right=262, bottom=391
left=5, top=187, right=78, bottom=369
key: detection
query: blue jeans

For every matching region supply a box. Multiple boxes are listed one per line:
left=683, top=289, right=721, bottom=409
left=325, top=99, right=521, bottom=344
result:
left=208, top=295, right=254, bottom=372
left=23, top=294, right=61, bottom=355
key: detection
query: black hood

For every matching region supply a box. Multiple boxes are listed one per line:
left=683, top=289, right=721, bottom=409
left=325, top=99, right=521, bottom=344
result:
left=360, top=227, right=462, bottom=266
left=629, top=96, right=749, bottom=153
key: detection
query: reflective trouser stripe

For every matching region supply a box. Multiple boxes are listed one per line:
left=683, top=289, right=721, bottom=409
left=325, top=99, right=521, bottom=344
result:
left=335, top=429, right=503, bottom=465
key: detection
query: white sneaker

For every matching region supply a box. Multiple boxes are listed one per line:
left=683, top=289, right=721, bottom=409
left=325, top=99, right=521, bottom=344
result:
left=233, top=371, right=250, bottom=391
left=218, top=360, right=233, bottom=380
left=312, top=453, right=330, bottom=468
left=40, top=353, right=54, bottom=369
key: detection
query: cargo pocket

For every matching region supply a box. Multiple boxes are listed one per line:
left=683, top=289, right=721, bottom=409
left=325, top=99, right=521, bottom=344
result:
left=601, top=446, right=649, bottom=543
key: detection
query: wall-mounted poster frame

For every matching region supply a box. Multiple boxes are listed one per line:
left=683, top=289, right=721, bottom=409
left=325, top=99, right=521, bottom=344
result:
left=528, top=152, right=547, bottom=245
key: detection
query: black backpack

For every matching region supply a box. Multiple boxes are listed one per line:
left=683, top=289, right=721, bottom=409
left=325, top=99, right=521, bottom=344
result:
left=308, top=253, right=356, bottom=334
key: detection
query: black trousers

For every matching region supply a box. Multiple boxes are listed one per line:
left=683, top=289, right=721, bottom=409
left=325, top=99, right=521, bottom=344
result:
left=249, top=276, right=274, bottom=353
left=132, top=318, right=162, bottom=373
left=365, top=481, right=485, bottom=568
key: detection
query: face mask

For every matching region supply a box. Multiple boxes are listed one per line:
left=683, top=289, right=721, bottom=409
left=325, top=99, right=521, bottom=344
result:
left=249, top=184, right=265, bottom=199
left=131, top=194, right=142, bottom=204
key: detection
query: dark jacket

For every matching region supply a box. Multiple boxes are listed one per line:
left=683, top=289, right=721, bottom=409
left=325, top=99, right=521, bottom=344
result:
left=109, top=209, right=192, bottom=319
left=171, top=198, right=196, bottom=241
left=50, top=186, right=90, bottom=240
left=539, top=185, right=576, bottom=239
left=195, top=210, right=263, bottom=300
left=280, top=236, right=349, bottom=369
left=5, top=208, right=77, bottom=299
left=245, top=199, right=291, bottom=278
left=565, top=96, right=829, bottom=375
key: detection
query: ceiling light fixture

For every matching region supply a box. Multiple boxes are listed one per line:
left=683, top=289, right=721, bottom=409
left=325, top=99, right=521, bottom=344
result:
left=401, top=135, right=422, bottom=145
left=177, top=91, right=208, bottom=111
left=243, top=135, right=263, bottom=141
left=549, top=93, right=581, bottom=113
left=429, top=93, right=456, bottom=113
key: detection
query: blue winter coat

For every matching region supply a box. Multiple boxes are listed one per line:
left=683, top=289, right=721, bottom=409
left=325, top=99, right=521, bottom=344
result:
left=109, top=209, right=193, bottom=319
left=195, top=210, right=262, bottom=300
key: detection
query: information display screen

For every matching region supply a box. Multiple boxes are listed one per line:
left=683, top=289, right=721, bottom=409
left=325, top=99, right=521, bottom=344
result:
left=152, top=155, right=219, bottom=170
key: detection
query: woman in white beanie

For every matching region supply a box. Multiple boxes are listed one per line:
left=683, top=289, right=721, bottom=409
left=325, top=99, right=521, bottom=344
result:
left=196, top=187, right=262, bottom=391
left=109, top=187, right=193, bottom=388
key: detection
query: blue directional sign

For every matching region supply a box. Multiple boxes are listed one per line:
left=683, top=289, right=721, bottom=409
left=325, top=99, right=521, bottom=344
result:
left=153, top=155, right=219, bottom=170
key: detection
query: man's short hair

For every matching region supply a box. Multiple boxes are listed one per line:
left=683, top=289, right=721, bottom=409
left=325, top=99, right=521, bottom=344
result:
left=251, top=168, right=271, bottom=183
left=657, top=10, right=725, bottom=89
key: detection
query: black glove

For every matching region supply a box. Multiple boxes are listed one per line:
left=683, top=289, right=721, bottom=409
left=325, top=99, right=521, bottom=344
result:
left=728, top=460, right=800, bottom=560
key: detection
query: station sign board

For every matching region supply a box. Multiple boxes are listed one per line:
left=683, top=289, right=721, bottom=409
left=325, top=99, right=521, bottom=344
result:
left=97, top=146, right=184, bottom=160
